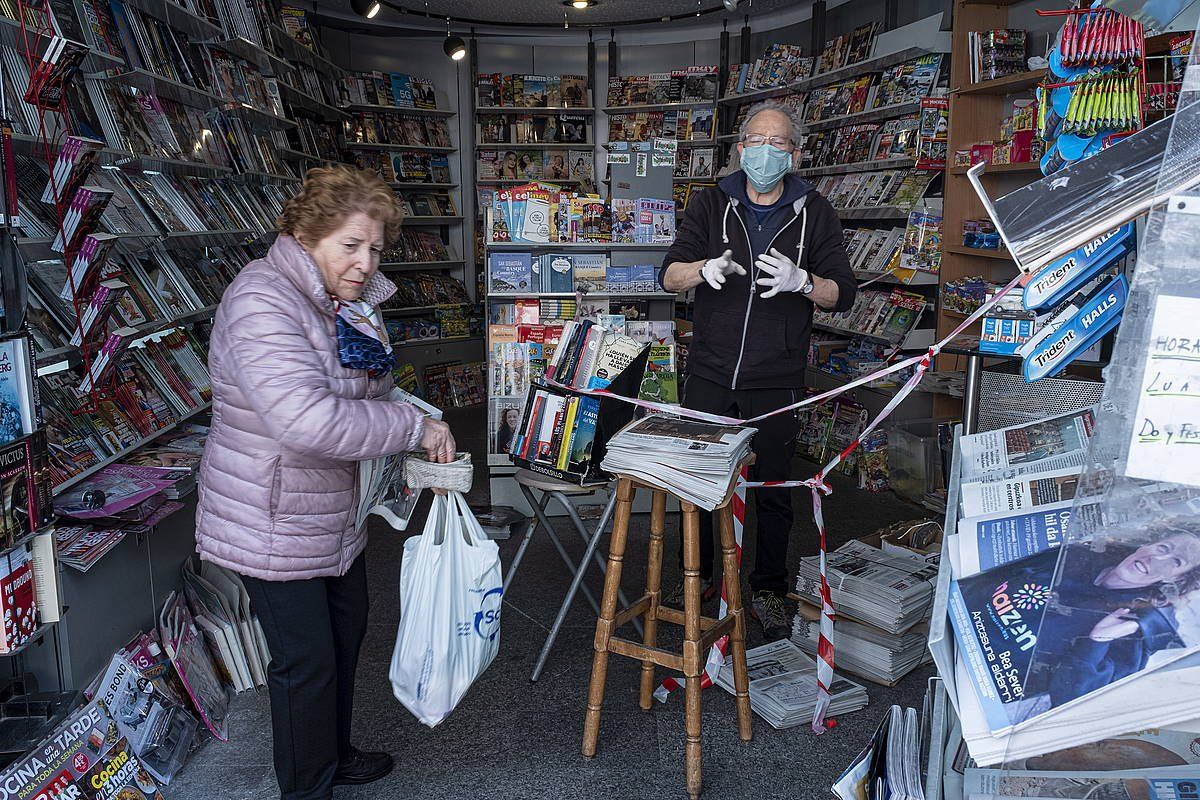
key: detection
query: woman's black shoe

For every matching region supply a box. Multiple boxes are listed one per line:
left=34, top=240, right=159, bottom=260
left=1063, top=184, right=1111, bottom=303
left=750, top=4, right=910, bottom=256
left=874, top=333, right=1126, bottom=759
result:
left=333, top=748, right=394, bottom=786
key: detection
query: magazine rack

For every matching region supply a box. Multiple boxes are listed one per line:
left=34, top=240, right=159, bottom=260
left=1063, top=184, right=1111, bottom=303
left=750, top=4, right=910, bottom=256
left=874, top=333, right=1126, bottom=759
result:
left=508, top=346, right=650, bottom=485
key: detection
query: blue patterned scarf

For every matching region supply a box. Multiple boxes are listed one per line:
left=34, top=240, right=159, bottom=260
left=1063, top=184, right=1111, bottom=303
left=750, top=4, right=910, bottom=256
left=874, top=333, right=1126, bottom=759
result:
left=332, top=297, right=394, bottom=376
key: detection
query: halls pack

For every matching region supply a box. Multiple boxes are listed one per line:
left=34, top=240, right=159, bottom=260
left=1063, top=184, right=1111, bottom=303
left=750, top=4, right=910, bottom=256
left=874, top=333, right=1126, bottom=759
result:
left=1022, top=222, right=1134, bottom=312
left=1020, top=274, right=1127, bottom=382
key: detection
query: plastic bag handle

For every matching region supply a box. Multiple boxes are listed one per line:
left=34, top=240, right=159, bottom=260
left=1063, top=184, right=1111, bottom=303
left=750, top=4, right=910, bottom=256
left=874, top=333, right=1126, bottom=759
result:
left=451, top=491, right=489, bottom=548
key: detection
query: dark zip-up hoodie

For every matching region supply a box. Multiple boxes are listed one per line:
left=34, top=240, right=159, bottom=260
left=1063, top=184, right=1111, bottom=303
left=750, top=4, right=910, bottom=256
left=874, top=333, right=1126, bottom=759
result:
left=661, top=171, right=857, bottom=390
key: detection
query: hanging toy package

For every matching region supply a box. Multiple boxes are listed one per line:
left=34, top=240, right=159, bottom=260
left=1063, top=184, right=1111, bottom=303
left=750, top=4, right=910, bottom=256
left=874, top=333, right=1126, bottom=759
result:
left=390, top=461, right=502, bottom=727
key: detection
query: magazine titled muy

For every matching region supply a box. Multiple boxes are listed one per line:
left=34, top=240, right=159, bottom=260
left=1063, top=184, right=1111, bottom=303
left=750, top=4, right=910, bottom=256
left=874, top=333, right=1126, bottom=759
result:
left=958, top=407, right=1095, bottom=482
left=947, top=516, right=1200, bottom=736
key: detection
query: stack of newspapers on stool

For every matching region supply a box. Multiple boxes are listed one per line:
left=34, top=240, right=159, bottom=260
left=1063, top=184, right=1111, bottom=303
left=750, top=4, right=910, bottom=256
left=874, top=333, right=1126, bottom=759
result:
left=600, top=415, right=755, bottom=510
left=714, top=639, right=869, bottom=729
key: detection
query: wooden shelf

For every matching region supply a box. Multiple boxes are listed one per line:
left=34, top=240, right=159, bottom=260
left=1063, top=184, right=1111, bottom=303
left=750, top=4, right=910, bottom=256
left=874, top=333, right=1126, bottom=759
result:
left=949, top=162, right=1040, bottom=175
left=953, top=69, right=1047, bottom=96
left=943, top=245, right=1014, bottom=261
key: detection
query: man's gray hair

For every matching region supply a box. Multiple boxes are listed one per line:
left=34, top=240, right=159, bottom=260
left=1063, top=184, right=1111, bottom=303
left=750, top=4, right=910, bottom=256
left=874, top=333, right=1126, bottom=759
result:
left=737, top=100, right=803, bottom=145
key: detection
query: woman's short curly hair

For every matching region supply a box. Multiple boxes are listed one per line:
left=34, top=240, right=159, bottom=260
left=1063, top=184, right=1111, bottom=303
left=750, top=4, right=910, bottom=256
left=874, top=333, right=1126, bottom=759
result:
left=277, top=165, right=404, bottom=245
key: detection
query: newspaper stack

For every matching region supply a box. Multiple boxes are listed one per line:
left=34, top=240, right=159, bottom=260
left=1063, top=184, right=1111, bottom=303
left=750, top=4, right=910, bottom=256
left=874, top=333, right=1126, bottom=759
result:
left=791, top=599, right=930, bottom=685
left=714, top=639, right=868, bottom=729
left=795, top=539, right=937, bottom=634
left=600, top=415, right=754, bottom=510
left=357, top=388, right=443, bottom=531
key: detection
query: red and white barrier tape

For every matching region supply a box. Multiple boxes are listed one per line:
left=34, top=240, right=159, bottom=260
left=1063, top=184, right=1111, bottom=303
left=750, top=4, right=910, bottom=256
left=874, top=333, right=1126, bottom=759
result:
left=573, top=274, right=1024, bottom=730
left=651, top=465, right=748, bottom=704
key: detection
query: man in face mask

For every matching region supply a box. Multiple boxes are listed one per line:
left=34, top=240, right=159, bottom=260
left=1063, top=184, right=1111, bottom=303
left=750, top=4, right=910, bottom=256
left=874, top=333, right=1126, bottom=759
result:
left=658, top=101, right=857, bottom=640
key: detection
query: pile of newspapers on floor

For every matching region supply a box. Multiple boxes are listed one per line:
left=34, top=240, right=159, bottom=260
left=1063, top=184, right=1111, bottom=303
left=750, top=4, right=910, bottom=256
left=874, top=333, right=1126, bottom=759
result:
left=792, top=535, right=937, bottom=685
left=714, top=639, right=868, bottom=729
left=792, top=602, right=930, bottom=687
left=937, top=406, right=1200, bottom=793
left=834, top=705, right=925, bottom=800
left=600, top=415, right=754, bottom=510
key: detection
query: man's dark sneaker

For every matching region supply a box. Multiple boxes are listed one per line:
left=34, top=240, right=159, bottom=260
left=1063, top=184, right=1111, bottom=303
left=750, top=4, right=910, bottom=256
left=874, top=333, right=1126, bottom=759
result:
left=750, top=590, right=791, bottom=641
left=662, top=574, right=719, bottom=608
left=333, top=748, right=394, bottom=787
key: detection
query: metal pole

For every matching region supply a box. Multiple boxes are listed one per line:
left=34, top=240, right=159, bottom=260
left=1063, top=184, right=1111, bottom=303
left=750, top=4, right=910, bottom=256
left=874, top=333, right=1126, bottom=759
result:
left=962, top=354, right=982, bottom=435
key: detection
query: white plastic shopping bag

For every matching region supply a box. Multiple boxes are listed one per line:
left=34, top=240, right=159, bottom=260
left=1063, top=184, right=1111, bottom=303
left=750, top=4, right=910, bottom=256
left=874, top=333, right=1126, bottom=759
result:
left=390, top=491, right=503, bottom=726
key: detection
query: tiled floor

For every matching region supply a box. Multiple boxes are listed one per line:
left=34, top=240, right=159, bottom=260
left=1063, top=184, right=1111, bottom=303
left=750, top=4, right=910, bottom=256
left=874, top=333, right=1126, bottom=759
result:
left=165, top=456, right=933, bottom=800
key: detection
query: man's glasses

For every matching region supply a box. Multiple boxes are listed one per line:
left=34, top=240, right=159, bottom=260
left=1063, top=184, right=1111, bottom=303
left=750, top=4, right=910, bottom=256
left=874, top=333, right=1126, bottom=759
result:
left=741, top=134, right=794, bottom=151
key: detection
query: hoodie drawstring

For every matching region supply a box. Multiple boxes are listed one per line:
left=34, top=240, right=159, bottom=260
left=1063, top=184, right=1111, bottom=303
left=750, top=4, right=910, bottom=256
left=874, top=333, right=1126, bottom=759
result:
left=796, top=206, right=808, bottom=267
left=721, top=200, right=732, bottom=244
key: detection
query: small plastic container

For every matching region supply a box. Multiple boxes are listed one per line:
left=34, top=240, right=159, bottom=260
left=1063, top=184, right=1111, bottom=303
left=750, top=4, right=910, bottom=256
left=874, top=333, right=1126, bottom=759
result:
left=888, top=418, right=955, bottom=505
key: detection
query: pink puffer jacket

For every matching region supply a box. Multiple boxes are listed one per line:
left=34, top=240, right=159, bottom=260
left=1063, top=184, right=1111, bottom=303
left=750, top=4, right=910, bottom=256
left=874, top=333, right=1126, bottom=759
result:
left=195, top=235, right=424, bottom=580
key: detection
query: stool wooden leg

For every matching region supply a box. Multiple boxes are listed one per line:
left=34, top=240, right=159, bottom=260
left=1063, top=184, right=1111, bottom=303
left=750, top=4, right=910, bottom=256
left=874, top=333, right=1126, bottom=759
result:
left=681, top=502, right=704, bottom=800
left=639, top=490, right=667, bottom=710
left=582, top=478, right=636, bottom=758
left=719, top=505, right=752, bottom=742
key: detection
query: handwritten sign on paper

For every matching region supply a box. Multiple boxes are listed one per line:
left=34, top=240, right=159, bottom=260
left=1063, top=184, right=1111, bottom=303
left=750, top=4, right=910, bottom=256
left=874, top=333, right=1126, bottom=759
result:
left=1126, top=294, right=1200, bottom=486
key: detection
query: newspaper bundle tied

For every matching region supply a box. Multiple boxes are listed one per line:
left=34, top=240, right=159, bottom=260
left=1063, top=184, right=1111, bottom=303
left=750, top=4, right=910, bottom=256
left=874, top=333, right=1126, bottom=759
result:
left=1125, top=294, right=1200, bottom=487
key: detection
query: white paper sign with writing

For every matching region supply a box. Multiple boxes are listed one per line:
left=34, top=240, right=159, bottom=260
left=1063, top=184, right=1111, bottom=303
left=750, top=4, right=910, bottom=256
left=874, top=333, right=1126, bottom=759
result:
left=1126, top=294, right=1200, bottom=486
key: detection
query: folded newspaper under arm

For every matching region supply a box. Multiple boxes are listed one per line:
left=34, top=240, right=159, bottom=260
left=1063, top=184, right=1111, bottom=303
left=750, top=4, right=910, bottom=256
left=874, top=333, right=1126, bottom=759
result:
left=357, top=388, right=444, bottom=532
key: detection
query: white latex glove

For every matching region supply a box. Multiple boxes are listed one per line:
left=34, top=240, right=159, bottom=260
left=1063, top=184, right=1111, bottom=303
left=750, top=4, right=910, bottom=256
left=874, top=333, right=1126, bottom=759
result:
left=700, top=249, right=746, bottom=290
left=755, top=248, right=809, bottom=299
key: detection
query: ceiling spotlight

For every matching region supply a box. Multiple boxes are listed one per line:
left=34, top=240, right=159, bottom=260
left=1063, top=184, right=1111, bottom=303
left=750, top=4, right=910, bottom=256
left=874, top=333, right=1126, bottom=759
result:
left=351, top=0, right=381, bottom=19
left=723, top=0, right=739, bottom=9
left=564, top=0, right=596, bottom=6
left=443, top=34, right=466, bottom=60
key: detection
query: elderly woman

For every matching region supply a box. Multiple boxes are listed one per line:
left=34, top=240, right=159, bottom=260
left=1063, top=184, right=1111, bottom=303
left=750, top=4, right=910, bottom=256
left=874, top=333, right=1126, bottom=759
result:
left=195, top=165, right=455, bottom=800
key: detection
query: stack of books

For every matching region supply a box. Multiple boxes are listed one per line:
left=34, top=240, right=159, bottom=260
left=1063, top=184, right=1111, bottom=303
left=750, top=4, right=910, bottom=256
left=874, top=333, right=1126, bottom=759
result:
left=601, top=416, right=754, bottom=510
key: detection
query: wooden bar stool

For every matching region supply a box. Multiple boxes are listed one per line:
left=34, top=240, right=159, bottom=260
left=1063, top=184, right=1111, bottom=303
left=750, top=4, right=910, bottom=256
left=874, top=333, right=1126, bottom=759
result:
left=581, top=464, right=753, bottom=800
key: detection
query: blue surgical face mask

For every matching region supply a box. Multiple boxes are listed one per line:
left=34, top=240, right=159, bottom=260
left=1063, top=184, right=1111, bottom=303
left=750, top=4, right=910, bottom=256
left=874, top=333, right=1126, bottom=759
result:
left=740, top=143, right=793, bottom=193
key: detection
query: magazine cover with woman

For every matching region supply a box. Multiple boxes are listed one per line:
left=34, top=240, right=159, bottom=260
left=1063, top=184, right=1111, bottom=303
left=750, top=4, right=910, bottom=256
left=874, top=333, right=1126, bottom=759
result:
left=948, top=515, right=1200, bottom=735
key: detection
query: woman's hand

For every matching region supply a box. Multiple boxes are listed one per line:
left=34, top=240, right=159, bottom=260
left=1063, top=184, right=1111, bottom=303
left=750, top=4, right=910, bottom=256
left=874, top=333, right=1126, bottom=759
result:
left=1089, top=608, right=1140, bottom=642
left=419, top=419, right=456, bottom=496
